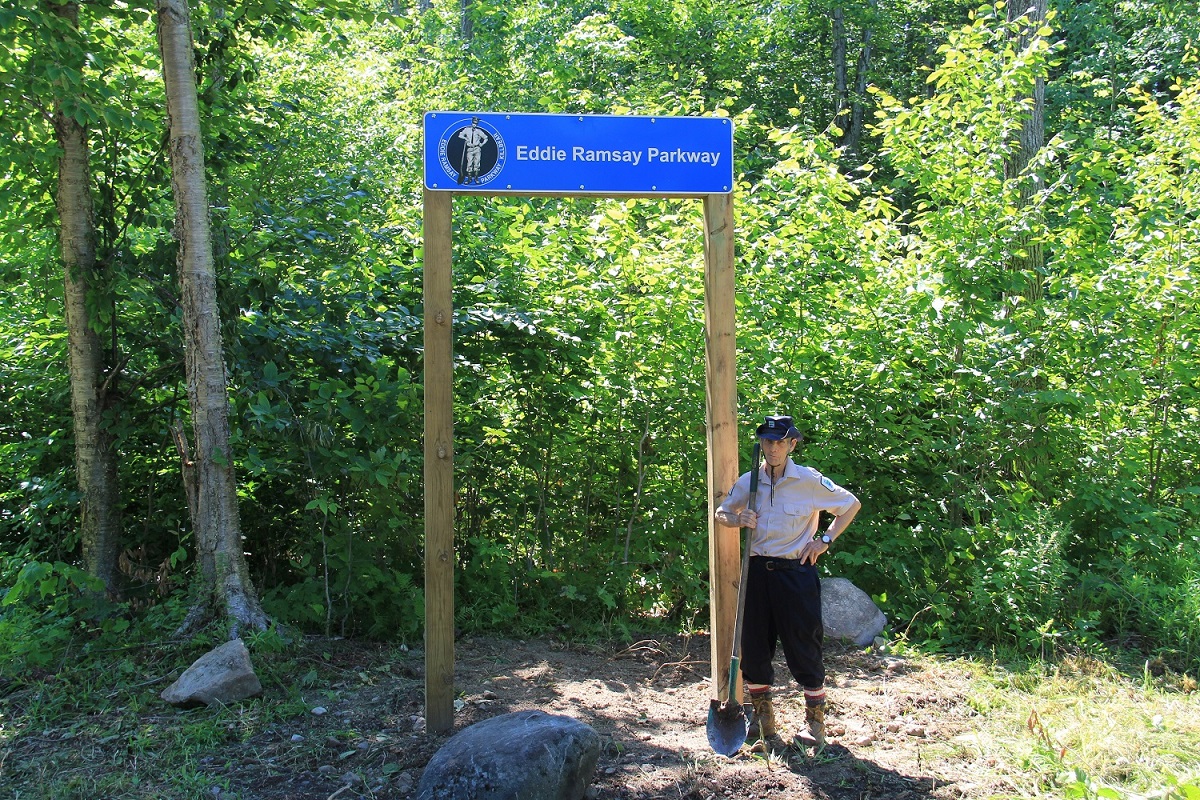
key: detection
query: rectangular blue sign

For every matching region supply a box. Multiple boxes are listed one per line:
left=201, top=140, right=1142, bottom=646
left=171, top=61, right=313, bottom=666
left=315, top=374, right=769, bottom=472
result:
left=424, top=112, right=734, bottom=195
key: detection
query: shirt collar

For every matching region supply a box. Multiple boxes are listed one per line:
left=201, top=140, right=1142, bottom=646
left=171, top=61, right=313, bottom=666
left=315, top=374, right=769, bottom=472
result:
left=759, top=457, right=800, bottom=484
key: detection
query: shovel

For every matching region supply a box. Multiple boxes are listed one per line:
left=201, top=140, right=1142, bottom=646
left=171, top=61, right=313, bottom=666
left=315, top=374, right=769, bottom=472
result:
left=706, top=441, right=761, bottom=756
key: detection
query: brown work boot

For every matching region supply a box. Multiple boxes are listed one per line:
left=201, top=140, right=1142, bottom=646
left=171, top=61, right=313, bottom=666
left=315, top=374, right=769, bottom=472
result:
left=795, top=702, right=826, bottom=749
left=745, top=691, right=777, bottom=743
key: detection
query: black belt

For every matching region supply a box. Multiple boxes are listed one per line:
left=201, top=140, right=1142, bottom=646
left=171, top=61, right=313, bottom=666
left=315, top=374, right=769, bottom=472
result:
left=752, top=556, right=807, bottom=571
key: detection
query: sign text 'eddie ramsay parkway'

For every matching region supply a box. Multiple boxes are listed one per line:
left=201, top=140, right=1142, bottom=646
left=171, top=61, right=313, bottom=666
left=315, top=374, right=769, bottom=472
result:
left=514, top=145, right=724, bottom=167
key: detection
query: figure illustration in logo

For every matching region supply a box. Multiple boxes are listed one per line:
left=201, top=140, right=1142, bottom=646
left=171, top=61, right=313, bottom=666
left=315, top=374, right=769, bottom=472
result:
left=456, top=117, right=490, bottom=185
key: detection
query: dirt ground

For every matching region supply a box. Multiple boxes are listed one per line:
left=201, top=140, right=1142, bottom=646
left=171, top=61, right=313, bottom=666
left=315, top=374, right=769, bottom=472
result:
left=211, top=633, right=1010, bottom=799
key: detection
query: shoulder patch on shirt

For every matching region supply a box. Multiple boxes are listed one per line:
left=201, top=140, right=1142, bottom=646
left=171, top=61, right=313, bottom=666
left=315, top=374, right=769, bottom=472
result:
left=821, top=476, right=837, bottom=492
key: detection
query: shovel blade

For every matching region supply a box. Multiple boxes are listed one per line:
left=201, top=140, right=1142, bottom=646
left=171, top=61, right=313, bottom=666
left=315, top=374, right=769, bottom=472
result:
left=706, top=698, right=749, bottom=756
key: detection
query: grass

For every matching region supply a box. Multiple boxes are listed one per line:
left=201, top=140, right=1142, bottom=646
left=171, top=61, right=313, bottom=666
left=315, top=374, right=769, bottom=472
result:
left=0, top=630, right=328, bottom=799
left=919, top=648, right=1200, bottom=799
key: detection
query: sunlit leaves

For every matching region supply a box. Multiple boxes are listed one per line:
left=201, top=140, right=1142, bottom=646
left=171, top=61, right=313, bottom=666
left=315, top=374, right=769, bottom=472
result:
left=2, top=0, right=1199, bottom=647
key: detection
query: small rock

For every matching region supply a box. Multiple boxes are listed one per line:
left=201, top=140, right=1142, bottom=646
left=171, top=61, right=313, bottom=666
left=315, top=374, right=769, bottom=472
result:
left=904, top=724, right=926, bottom=737
left=290, top=734, right=304, bottom=743
left=394, top=771, right=416, bottom=793
left=821, top=577, right=887, bottom=646
left=342, top=771, right=362, bottom=786
left=318, top=765, right=334, bottom=775
left=312, top=706, right=327, bottom=716
left=160, top=639, right=263, bottom=708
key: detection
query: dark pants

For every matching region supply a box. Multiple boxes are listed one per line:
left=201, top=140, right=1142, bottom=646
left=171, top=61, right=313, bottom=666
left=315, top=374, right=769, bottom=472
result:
left=740, top=556, right=824, bottom=690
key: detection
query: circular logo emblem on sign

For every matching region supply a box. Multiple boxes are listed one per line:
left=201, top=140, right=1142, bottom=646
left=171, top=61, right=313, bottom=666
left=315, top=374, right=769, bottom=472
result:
left=438, top=117, right=505, bottom=186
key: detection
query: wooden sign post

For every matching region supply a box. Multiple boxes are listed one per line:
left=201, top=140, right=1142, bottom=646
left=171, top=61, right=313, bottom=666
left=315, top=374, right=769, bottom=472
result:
left=422, top=188, right=456, bottom=733
left=422, top=113, right=739, bottom=734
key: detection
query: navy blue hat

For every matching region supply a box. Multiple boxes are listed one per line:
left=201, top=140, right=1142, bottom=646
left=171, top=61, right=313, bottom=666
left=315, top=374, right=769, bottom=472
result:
left=756, top=415, right=802, bottom=441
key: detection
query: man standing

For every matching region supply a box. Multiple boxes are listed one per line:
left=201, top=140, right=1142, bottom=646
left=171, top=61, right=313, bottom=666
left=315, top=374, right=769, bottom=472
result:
left=714, top=415, right=861, bottom=750
left=456, top=117, right=490, bottom=184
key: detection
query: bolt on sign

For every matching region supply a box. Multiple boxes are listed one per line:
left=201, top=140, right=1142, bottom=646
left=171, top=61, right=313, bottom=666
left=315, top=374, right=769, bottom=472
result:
left=424, top=112, right=734, bottom=195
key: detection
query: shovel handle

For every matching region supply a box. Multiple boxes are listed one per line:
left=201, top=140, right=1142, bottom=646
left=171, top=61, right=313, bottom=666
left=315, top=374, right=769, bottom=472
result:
left=726, top=441, right=760, bottom=699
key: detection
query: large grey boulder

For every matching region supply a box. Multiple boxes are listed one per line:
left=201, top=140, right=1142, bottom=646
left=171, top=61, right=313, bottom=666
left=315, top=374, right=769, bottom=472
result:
left=416, top=710, right=601, bottom=800
left=822, top=577, right=887, bottom=647
left=160, top=639, right=263, bottom=707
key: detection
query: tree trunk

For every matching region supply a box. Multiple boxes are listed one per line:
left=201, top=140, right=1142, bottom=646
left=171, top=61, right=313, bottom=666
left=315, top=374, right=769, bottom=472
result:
left=460, top=0, right=473, bottom=39
left=842, top=0, right=876, bottom=157
left=51, top=0, right=122, bottom=597
left=1004, top=0, right=1047, bottom=305
left=156, top=0, right=269, bottom=635
left=831, top=6, right=849, bottom=138
left=1003, top=0, right=1050, bottom=490
left=831, top=3, right=874, bottom=156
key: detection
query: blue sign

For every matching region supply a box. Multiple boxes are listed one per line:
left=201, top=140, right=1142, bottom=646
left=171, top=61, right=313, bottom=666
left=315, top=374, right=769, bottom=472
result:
left=424, top=112, right=734, bottom=195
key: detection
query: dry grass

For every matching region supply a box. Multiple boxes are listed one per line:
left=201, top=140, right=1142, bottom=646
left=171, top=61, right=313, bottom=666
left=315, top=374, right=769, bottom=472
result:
left=935, top=651, right=1200, bottom=798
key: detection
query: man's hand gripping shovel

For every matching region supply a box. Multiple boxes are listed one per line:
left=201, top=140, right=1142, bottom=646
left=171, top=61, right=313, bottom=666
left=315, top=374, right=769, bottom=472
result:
left=705, top=441, right=760, bottom=756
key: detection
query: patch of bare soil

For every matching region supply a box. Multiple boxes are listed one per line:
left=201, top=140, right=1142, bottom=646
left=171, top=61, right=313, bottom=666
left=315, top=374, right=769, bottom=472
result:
left=220, top=634, right=1007, bottom=799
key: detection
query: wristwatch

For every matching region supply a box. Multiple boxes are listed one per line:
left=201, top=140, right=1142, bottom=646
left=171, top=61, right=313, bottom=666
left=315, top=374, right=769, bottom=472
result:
left=818, top=534, right=833, bottom=546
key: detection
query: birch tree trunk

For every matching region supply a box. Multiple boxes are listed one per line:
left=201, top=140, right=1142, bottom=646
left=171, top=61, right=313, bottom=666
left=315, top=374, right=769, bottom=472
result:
left=156, top=0, right=269, bottom=634
left=51, top=0, right=122, bottom=596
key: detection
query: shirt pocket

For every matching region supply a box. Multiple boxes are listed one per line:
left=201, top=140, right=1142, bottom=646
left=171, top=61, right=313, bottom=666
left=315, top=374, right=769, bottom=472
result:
left=777, top=500, right=816, bottom=536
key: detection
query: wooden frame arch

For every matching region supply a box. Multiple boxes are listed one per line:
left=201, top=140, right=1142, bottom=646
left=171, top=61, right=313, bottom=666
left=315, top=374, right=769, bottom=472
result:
left=423, top=188, right=740, bottom=733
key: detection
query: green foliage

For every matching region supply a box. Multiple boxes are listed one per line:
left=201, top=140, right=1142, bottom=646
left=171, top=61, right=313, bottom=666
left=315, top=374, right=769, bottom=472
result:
left=0, top=554, right=134, bottom=676
left=1059, top=769, right=1200, bottom=800
left=1075, top=531, right=1200, bottom=666
left=0, top=301, right=77, bottom=556
left=1, top=0, right=1199, bottom=660
left=261, top=542, right=424, bottom=641
left=960, top=510, right=1074, bottom=652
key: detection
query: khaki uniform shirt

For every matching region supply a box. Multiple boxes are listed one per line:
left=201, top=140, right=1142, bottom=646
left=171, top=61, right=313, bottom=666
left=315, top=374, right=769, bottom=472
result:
left=715, top=458, right=858, bottom=559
